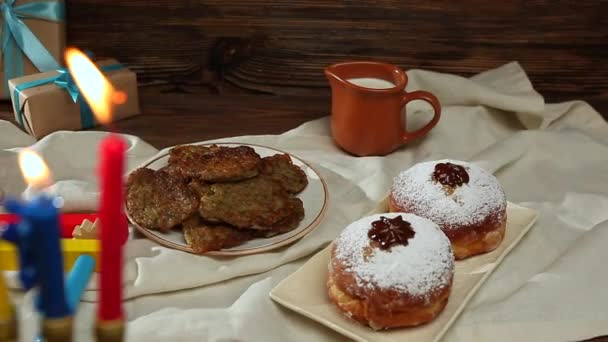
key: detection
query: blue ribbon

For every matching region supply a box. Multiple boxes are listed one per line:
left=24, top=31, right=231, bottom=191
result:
left=1, top=0, right=64, bottom=96
left=13, top=63, right=125, bottom=129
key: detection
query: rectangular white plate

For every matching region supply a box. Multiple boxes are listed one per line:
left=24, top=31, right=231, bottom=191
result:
left=270, top=199, right=539, bottom=342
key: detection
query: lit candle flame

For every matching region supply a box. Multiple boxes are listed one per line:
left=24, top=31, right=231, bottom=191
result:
left=65, top=48, right=126, bottom=125
left=18, top=149, right=52, bottom=189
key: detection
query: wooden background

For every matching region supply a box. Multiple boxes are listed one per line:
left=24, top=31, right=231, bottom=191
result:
left=2, top=0, right=608, bottom=147
left=1, top=3, right=607, bottom=340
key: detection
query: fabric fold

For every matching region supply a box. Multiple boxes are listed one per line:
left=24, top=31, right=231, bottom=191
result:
left=1, top=61, right=608, bottom=342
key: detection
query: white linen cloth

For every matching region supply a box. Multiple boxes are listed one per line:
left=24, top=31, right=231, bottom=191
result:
left=1, top=61, right=608, bottom=341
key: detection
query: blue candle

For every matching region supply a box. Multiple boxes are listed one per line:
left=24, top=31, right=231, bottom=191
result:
left=34, top=254, right=96, bottom=313
left=65, top=255, right=95, bottom=311
left=1, top=195, right=71, bottom=319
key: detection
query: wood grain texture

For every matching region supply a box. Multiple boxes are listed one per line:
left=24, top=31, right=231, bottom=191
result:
left=581, top=336, right=608, bottom=342
left=65, top=0, right=608, bottom=111
left=3, top=0, right=607, bottom=148
left=0, top=84, right=329, bottom=148
left=113, top=86, right=330, bottom=148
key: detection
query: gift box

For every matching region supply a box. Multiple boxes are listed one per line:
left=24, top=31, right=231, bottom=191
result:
left=0, top=0, right=66, bottom=99
left=8, top=58, right=141, bottom=139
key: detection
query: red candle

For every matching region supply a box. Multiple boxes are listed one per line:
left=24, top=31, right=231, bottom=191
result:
left=97, top=133, right=127, bottom=321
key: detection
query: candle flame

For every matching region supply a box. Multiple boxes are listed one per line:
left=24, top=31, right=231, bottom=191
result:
left=18, top=149, right=52, bottom=189
left=65, top=47, right=118, bottom=125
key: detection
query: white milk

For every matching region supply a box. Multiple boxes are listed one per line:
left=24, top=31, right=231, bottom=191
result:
left=347, top=77, right=396, bottom=89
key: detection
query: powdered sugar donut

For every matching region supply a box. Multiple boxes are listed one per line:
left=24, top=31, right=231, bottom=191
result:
left=389, top=159, right=507, bottom=259
left=327, top=213, right=454, bottom=330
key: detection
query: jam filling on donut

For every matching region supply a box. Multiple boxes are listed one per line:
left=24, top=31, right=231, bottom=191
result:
left=368, top=216, right=415, bottom=250
left=433, top=162, right=470, bottom=187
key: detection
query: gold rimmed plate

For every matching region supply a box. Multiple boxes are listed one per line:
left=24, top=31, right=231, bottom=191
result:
left=126, top=142, right=329, bottom=256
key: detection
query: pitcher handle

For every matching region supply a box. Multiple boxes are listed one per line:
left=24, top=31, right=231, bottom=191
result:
left=401, top=91, right=441, bottom=143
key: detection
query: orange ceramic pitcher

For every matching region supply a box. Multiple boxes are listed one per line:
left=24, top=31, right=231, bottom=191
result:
left=325, top=61, right=441, bottom=156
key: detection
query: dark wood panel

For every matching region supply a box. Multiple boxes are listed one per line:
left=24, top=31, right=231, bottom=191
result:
left=582, top=336, right=608, bottom=342
left=0, top=84, right=329, bottom=148
left=0, top=0, right=605, bottom=147
left=1, top=84, right=607, bottom=150
left=65, top=0, right=608, bottom=114
left=126, top=86, right=329, bottom=148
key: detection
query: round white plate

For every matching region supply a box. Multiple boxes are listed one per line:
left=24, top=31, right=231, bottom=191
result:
left=126, top=142, right=328, bottom=256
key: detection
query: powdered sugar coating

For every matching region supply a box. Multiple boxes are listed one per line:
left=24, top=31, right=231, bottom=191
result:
left=391, top=159, right=506, bottom=229
left=334, top=213, right=454, bottom=297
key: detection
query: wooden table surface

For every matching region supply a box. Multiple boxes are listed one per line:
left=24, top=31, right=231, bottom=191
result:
left=1, top=1, right=607, bottom=148
left=1, top=83, right=607, bottom=342
left=0, top=82, right=605, bottom=149
left=0, top=84, right=329, bottom=148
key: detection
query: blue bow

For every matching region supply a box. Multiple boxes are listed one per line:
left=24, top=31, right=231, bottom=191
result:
left=1, top=0, right=64, bottom=96
left=12, top=63, right=125, bottom=130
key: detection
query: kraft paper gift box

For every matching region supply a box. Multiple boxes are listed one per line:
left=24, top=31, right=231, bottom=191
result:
left=8, top=58, right=141, bottom=139
left=0, top=0, right=66, bottom=99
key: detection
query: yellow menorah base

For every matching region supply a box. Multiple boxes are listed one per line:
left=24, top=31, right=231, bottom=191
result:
left=0, top=240, right=100, bottom=272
